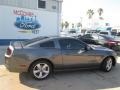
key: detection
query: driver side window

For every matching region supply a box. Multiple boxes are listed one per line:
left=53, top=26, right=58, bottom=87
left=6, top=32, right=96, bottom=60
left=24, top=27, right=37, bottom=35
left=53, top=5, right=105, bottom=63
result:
left=59, top=39, right=85, bottom=50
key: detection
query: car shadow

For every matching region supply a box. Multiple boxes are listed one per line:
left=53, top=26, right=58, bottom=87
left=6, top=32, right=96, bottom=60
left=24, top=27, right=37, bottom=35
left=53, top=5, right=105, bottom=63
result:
left=19, top=63, right=120, bottom=90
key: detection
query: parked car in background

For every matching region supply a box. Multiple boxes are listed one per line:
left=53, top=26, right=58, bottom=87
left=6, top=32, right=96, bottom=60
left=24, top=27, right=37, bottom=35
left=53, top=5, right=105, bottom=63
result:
left=99, top=31, right=117, bottom=37
left=99, top=31, right=111, bottom=36
left=78, top=34, right=120, bottom=50
left=60, top=29, right=81, bottom=37
left=99, top=35, right=120, bottom=50
left=5, top=36, right=117, bottom=80
left=85, top=30, right=99, bottom=34
left=68, top=29, right=78, bottom=37
left=117, top=32, right=120, bottom=36
left=78, top=34, right=100, bottom=45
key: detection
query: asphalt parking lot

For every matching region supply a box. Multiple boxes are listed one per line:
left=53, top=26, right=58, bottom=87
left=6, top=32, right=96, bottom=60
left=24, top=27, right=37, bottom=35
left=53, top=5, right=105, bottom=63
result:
left=1, top=46, right=120, bottom=90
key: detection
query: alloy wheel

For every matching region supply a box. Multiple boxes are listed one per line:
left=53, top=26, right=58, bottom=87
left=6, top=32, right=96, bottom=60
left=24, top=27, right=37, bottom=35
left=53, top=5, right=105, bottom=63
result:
left=33, top=63, right=50, bottom=79
left=106, top=58, right=112, bottom=71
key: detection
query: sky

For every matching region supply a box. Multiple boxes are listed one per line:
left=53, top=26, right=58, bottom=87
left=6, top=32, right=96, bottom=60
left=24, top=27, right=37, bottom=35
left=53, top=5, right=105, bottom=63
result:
left=62, top=0, right=120, bottom=28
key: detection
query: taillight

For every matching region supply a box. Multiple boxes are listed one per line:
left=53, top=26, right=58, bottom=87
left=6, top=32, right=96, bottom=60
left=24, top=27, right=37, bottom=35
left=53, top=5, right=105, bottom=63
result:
left=7, top=47, right=12, bottom=55
left=5, top=45, right=14, bottom=57
left=107, top=41, right=117, bottom=46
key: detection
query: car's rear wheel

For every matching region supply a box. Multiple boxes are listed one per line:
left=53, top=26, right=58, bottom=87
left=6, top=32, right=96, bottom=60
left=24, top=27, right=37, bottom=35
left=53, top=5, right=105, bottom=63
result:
left=101, top=57, right=113, bottom=72
left=29, top=60, right=52, bottom=80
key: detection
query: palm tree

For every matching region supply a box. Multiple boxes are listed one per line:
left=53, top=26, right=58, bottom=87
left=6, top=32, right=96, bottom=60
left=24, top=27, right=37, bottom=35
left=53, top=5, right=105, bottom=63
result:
left=64, top=21, right=69, bottom=29
left=87, top=9, right=94, bottom=19
left=98, top=8, right=103, bottom=16
left=98, top=8, right=103, bottom=20
left=87, top=9, right=94, bottom=28
left=72, top=23, right=74, bottom=28
left=77, top=22, right=82, bottom=28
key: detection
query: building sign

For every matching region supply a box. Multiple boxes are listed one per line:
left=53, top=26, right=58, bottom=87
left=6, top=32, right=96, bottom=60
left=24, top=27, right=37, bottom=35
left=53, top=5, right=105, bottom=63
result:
left=13, top=10, right=41, bottom=34
left=0, top=6, right=58, bottom=39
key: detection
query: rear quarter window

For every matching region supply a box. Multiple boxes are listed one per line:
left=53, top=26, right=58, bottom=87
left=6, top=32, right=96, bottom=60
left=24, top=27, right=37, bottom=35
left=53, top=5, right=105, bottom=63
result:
left=40, top=41, right=55, bottom=48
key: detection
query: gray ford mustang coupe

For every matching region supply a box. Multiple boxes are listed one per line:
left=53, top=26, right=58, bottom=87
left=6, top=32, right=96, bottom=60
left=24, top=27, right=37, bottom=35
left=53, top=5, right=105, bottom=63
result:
left=5, top=37, right=117, bottom=80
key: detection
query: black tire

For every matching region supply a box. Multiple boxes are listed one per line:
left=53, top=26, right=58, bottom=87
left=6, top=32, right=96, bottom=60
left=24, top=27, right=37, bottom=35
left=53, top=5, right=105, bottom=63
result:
left=29, top=60, right=52, bottom=80
left=101, top=57, right=113, bottom=72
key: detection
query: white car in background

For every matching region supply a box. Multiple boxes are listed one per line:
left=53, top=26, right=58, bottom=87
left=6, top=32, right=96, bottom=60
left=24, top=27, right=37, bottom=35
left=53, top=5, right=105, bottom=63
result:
left=60, top=29, right=81, bottom=37
left=85, top=30, right=99, bottom=34
left=99, top=31, right=111, bottom=36
left=99, top=31, right=117, bottom=37
left=99, top=31, right=120, bottom=43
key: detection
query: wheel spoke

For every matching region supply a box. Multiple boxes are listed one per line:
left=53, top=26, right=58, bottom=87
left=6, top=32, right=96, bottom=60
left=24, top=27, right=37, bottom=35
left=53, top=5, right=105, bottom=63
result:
left=106, top=65, right=110, bottom=70
left=106, top=59, right=112, bottom=70
left=36, top=64, right=41, bottom=70
left=33, top=70, right=40, bottom=74
left=42, top=64, right=49, bottom=74
left=42, top=64, right=48, bottom=70
left=42, top=69, right=49, bottom=74
left=38, top=72, right=43, bottom=78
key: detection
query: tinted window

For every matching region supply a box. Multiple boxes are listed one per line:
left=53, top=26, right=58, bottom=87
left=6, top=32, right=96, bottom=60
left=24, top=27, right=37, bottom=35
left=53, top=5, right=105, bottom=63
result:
left=38, top=0, right=46, bottom=9
left=117, top=32, right=120, bottom=36
left=87, top=31, right=91, bottom=33
left=111, top=32, right=117, bottom=36
left=23, top=37, right=48, bottom=46
left=40, top=41, right=55, bottom=48
left=69, top=30, right=76, bottom=33
left=82, top=34, right=93, bottom=39
left=59, top=39, right=85, bottom=50
left=100, top=32, right=108, bottom=35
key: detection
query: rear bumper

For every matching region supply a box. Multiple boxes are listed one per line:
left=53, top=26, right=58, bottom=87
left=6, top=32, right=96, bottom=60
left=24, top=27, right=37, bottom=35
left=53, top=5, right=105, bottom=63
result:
left=5, top=56, right=30, bottom=72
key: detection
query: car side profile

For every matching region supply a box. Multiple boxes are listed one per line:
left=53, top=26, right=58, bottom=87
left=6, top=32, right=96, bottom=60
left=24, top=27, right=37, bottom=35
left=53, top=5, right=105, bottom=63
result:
left=5, top=37, right=117, bottom=80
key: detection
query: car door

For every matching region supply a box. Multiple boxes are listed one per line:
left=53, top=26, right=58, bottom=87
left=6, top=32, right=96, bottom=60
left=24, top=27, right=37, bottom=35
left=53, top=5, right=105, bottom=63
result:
left=59, top=38, right=97, bottom=68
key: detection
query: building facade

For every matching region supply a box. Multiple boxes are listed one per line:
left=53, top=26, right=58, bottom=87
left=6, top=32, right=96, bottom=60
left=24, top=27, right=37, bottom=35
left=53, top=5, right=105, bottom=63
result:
left=0, top=0, right=63, bottom=45
left=0, top=0, right=62, bottom=12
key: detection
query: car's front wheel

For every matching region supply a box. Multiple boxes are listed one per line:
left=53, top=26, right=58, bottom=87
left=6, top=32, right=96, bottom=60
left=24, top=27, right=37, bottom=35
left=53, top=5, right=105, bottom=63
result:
left=29, top=60, right=52, bottom=80
left=101, top=57, right=113, bottom=72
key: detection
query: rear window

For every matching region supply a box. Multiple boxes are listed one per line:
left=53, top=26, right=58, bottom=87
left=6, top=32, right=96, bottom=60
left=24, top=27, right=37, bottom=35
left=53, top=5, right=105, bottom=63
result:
left=23, top=37, right=48, bottom=46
